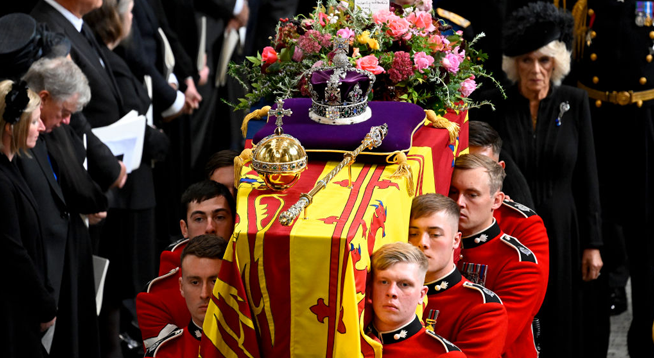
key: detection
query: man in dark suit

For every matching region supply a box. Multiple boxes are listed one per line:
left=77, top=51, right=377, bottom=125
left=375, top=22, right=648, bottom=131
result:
left=30, top=0, right=127, bottom=192
left=19, top=56, right=105, bottom=358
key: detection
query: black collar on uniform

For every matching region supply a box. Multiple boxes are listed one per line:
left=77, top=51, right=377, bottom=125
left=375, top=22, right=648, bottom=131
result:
left=426, top=267, right=462, bottom=295
left=370, top=315, right=423, bottom=345
left=188, top=319, right=202, bottom=341
left=461, top=219, right=501, bottom=249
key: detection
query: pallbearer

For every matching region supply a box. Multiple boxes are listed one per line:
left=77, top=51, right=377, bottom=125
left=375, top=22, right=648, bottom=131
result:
left=408, top=193, right=507, bottom=358
left=366, top=242, right=466, bottom=358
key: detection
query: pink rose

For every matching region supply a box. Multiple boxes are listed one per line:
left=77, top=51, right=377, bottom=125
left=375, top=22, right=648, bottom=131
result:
left=459, top=76, right=477, bottom=97
left=356, top=54, right=385, bottom=75
left=428, top=34, right=449, bottom=52
left=373, top=9, right=395, bottom=24
left=337, top=27, right=355, bottom=39
left=302, top=19, right=315, bottom=29
left=312, top=60, right=324, bottom=68
left=292, top=46, right=303, bottom=62
left=387, top=16, right=411, bottom=40
left=441, top=46, right=465, bottom=74
left=262, top=46, right=278, bottom=65
left=414, top=51, right=434, bottom=73
left=407, top=11, right=435, bottom=34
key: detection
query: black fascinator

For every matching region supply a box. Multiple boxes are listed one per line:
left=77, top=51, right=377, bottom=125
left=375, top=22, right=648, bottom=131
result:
left=3, top=81, right=30, bottom=125
left=502, top=2, right=574, bottom=57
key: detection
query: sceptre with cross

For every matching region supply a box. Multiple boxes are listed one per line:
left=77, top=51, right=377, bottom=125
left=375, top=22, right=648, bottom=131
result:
left=271, top=98, right=293, bottom=135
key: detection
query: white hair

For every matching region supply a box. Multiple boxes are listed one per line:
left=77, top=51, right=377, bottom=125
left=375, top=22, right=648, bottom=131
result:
left=502, top=40, right=571, bottom=86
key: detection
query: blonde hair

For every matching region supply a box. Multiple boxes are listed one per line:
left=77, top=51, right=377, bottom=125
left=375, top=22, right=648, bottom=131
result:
left=0, top=80, right=41, bottom=156
left=502, top=40, right=571, bottom=86
left=454, top=153, right=506, bottom=194
left=372, top=242, right=428, bottom=279
left=410, top=193, right=460, bottom=230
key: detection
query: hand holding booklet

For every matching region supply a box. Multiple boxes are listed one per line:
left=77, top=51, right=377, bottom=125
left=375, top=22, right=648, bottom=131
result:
left=91, top=110, right=146, bottom=173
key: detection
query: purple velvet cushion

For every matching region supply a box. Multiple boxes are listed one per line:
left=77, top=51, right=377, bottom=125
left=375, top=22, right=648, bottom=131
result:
left=252, top=98, right=425, bottom=155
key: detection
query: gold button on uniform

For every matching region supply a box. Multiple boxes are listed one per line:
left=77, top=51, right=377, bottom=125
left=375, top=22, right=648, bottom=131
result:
left=591, top=31, right=596, bottom=38
left=590, top=53, right=597, bottom=61
left=648, top=54, right=653, bottom=63
left=640, top=77, right=648, bottom=85
left=650, top=31, right=654, bottom=39
left=593, top=76, right=599, bottom=84
left=588, top=9, right=594, bottom=16
left=595, top=100, right=602, bottom=108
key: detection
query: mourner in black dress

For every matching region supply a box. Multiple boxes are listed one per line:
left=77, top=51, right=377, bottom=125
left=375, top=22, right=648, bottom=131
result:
left=474, top=3, right=605, bottom=357
left=0, top=80, right=55, bottom=358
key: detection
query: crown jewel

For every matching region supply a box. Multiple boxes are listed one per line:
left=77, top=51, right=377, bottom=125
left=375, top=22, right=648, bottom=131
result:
left=306, top=37, right=375, bottom=125
left=251, top=99, right=308, bottom=191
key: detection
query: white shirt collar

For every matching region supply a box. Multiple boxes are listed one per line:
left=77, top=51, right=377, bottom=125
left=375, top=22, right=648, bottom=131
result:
left=45, top=0, right=84, bottom=32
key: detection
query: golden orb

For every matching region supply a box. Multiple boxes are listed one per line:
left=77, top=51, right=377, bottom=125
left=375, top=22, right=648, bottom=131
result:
left=251, top=128, right=308, bottom=191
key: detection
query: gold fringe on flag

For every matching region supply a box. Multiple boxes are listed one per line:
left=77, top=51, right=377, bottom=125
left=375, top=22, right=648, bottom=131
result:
left=571, top=0, right=588, bottom=61
left=234, top=148, right=253, bottom=189
left=424, top=110, right=460, bottom=144
left=240, top=106, right=271, bottom=138
left=388, top=151, right=415, bottom=197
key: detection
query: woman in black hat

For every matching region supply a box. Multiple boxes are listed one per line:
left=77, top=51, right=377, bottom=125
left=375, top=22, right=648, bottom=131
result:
left=474, top=2, right=606, bottom=357
left=0, top=79, right=54, bottom=357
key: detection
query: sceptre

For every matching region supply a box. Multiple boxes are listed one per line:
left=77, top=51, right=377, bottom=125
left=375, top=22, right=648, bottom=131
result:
left=279, top=124, right=388, bottom=226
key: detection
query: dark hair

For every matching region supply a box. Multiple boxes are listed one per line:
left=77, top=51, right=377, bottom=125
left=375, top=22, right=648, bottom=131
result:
left=181, top=180, right=236, bottom=221
left=205, top=150, right=239, bottom=178
left=469, top=121, right=502, bottom=156
left=180, top=234, right=228, bottom=267
left=83, top=0, right=127, bottom=46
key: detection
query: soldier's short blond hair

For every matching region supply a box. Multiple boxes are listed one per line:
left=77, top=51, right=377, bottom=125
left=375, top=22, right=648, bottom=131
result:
left=372, top=242, right=428, bottom=280
left=454, top=153, right=506, bottom=194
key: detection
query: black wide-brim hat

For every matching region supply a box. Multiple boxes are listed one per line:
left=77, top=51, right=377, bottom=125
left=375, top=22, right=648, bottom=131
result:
left=0, top=13, right=71, bottom=81
left=502, top=2, right=574, bottom=57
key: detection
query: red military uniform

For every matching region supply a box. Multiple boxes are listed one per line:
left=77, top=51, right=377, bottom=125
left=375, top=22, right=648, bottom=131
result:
left=367, top=315, right=467, bottom=357
left=158, top=238, right=188, bottom=275
left=423, top=267, right=508, bottom=358
left=458, top=219, right=544, bottom=358
left=494, top=200, right=549, bottom=307
left=145, top=319, right=202, bottom=358
left=136, top=267, right=190, bottom=352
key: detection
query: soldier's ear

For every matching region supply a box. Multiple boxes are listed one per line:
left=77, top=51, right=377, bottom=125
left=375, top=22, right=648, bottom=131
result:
left=180, top=219, right=189, bottom=238
left=491, top=191, right=504, bottom=211
left=453, top=232, right=462, bottom=249
left=179, top=277, right=184, bottom=297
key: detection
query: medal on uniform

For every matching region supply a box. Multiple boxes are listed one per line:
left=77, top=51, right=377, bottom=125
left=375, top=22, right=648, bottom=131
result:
left=425, top=310, right=439, bottom=331
left=636, top=2, right=654, bottom=26
left=459, top=262, right=488, bottom=287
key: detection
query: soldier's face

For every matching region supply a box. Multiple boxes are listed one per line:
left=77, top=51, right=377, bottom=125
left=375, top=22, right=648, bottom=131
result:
left=449, top=168, right=502, bottom=237
left=372, top=262, right=427, bottom=332
left=516, top=52, right=554, bottom=94
left=409, top=211, right=461, bottom=283
left=180, top=196, right=234, bottom=240
left=179, top=256, right=223, bottom=326
left=209, top=167, right=235, bottom=196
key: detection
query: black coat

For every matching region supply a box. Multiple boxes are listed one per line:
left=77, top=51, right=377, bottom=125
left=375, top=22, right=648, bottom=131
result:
left=15, top=135, right=103, bottom=358
left=574, top=2, right=654, bottom=356
left=476, top=84, right=602, bottom=357
left=101, top=45, right=169, bottom=210
left=0, top=153, right=57, bottom=358
left=31, top=0, right=123, bottom=190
